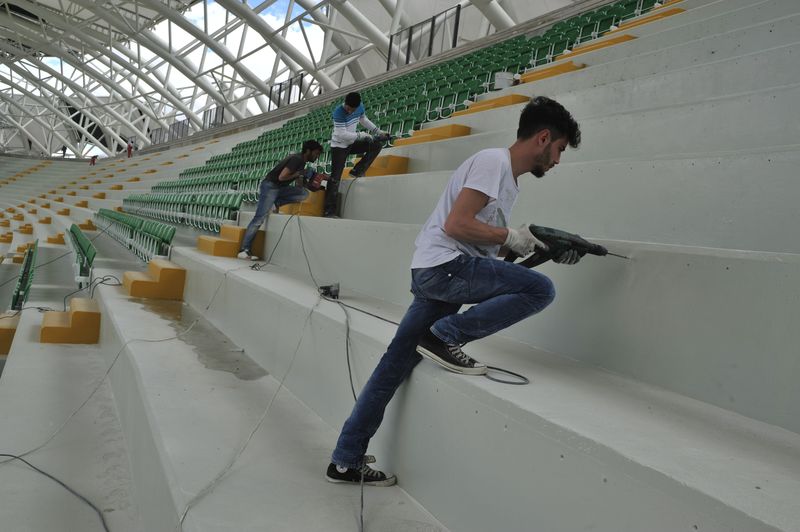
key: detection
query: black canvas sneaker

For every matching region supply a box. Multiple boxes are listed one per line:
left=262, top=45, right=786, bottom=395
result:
left=326, top=461, right=396, bottom=487
left=416, top=330, right=487, bottom=375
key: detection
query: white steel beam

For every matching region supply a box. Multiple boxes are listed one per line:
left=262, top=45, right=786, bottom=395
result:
left=216, top=0, right=337, bottom=92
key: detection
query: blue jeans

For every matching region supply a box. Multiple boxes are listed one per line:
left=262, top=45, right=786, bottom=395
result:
left=240, top=179, right=308, bottom=252
left=331, top=254, right=555, bottom=468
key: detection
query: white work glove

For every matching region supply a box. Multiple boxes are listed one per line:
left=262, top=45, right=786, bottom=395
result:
left=504, top=224, right=548, bottom=256
left=357, top=132, right=374, bottom=142
left=553, top=249, right=581, bottom=265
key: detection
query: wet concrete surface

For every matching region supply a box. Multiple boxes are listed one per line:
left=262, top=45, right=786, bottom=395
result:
left=137, top=299, right=267, bottom=381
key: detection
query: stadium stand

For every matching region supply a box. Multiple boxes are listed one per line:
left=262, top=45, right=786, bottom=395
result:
left=0, top=0, right=798, bottom=531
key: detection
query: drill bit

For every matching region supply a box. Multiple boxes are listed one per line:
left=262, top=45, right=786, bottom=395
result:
left=608, top=252, right=630, bottom=260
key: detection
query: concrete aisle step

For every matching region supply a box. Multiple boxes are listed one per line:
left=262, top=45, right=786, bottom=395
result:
left=93, top=264, right=447, bottom=532
left=0, top=308, right=142, bottom=531
left=172, top=246, right=800, bottom=532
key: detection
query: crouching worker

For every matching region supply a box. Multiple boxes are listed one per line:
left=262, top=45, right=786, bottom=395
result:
left=238, top=140, right=323, bottom=260
left=326, top=97, right=581, bottom=486
left=324, top=91, right=390, bottom=217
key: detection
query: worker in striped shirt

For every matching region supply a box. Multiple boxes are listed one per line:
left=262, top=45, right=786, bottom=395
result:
left=325, top=92, right=389, bottom=217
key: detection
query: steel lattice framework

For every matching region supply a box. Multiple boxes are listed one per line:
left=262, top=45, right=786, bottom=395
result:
left=0, top=0, right=575, bottom=156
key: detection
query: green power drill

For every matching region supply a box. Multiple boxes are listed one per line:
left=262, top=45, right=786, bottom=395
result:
left=504, top=224, right=629, bottom=268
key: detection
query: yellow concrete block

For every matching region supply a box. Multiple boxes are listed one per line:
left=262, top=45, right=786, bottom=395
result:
left=57, top=208, right=70, bottom=216
left=394, top=124, right=472, bottom=147
left=115, top=206, right=124, bottom=212
left=78, top=219, right=96, bottom=231
left=177, top=154, right=189, bottom=159
left=161, top=161, right=173, bottom=166
left=452, top=94, right=530, bottom=117
left=127, top=177, right=141, bottom=182
left=196, top=224, right=246, bottom=257
left=41, top=203, right=50, bottom=208
left=76, top=200, right=89, bottom=208
left=92, top=192, right=106, bottom=199
left=5, top=208, right=14, bottom=213
left=47, top=233, right=65, bottom=245
left=144, top=169, right=157, bottom=174
left=67, top=191, right=77, bottom=196
left=520, top=61, right=585, bottom=84
left=12, top=214, right=24, bottom=221
left=40, top=298, right=100, bottom=344
left=29, top=199, right=36, bottom=204
left=28, top=209, right=37, bottom=215
left=38, top=217, right=51, bottom=224
left=563, top=34, right=636, bottom=60
left=92, top=179, right=103, bottom=184
left=0, top=311, right=20, bottom=355
left=343, top=155, right=410, bottom=178
left=278, top=190, right=325, bottom=216
left=79, top=185, right=89, bottom=190
left=123, top=259, right=186, bottom=300
left=12, top=254, right=23, bottom=264
left=0, top=220, right=9, bottom=228
left=17, top=226, right=33, bottom=235
left=110, top=184, right=124, bottom=190
left=610, top=8, right=684, bottom=33
left=48, top=189, right=56, bottom=194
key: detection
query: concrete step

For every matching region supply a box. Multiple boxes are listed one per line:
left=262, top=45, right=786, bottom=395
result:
left=388, top=80, right=800, bottom=171
left=211, top=214, right=800, bottom=435
left=172, top=243, right=800, bottom=532
left=340, top=146, right=800, bottom=254
left=0, top=306, right=141, bottom=530
left=91, top=258, right=447, bottom=532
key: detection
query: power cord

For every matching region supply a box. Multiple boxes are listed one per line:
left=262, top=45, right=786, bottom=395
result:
left=176, top=297, right=322, bottom=531
left=0, top=453, right=110, bottom=532
left=0, top=221, right=250, bottom=531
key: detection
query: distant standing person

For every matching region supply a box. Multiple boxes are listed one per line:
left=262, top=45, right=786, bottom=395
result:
left=90, top=155, right=98, bottom=166
left=237, top=140, right=324, bottom=261
left=61, top=146, right=67, bottom=158
left=325, top=92, right=389, bottom=218
left=127, top=140, right=133, bottom=158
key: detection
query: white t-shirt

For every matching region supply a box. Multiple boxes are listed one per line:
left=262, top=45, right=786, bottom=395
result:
left=411, top=148, right=519, bottom=269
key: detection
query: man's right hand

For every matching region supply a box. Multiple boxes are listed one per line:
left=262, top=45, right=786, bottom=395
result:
left=504, top=225, right=548, bottom=256
left=358, top=132, right=374, bottom=142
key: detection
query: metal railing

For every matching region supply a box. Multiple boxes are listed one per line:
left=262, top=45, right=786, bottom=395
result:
left=387, top=5, right=461, bottom=71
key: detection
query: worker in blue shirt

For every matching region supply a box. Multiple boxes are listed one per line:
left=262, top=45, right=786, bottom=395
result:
left=325, top=92, right=389, bottom=217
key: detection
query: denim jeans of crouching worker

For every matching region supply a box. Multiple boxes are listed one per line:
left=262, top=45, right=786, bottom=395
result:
left=240, top=179, right=308, bottom=252
left=331, top=254, right=555, bottom=468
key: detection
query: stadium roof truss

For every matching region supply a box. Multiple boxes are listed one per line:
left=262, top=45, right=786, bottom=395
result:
left=0, top=0, right=524, bottom=156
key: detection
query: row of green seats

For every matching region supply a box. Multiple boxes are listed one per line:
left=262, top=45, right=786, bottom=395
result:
left=153, top=172, right=242, bottom=193
left=69, top=224, right=96, bottom=282
left=123, top=192, right=243, bottom=233
left=10, top=239, right=38, bottom=310
left=96, top=208, right=176, bottom=261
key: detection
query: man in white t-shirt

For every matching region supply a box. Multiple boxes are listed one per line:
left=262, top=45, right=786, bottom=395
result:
left=326, top=97, right=582, bottom=486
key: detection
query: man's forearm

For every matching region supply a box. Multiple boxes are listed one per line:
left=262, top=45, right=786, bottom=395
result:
left=444, top=217, right=508, bottom=246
